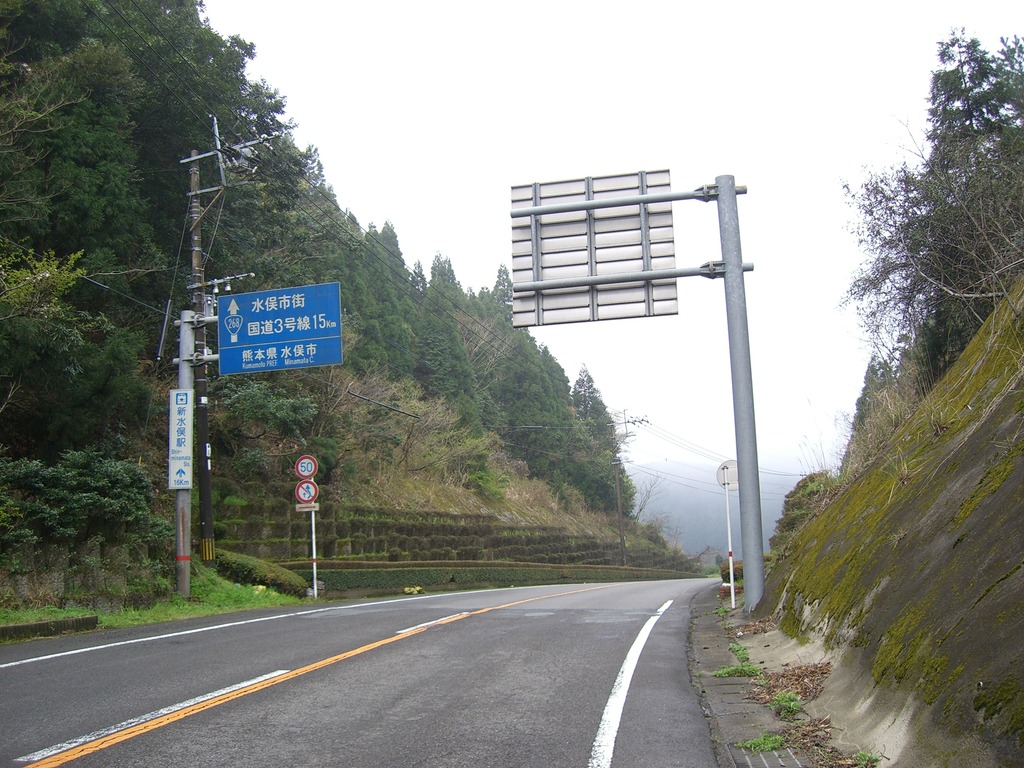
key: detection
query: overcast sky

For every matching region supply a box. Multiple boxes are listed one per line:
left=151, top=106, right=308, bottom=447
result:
left=200, top=1, right=1013, bottom=493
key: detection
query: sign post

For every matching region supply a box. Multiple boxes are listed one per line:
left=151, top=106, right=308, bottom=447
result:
left=295, top=456, right=320, bottom=597
left=717, top=459, right=739, bottom=608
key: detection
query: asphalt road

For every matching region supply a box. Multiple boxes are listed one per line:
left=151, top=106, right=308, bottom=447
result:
left=0, top=579, right=720, bottom=767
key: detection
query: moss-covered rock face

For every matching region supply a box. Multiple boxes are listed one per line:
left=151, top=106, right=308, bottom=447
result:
left=762, top=281, right=1024, bottom=762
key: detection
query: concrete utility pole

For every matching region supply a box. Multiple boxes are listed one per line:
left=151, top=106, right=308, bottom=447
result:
left=612, top=459, right=626, bottom=566
left=174, top=314, right=195, bottom=596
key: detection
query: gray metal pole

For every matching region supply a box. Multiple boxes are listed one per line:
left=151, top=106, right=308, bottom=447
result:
left=175, top=310, right=195, bottom=596
left=716, top=175, right=765, bottom=611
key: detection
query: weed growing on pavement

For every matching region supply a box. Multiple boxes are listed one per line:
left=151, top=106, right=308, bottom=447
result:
left=714, top=660, right=762, bottom=677
left=728, top=642, right=750, bottom=661
left=854, top=751, right=882, bottom=767
left=769, top=691, right=803, bottom=720
left=714, top=639, right=762, bottom=677
left=736, top=733, right=785, bottom=752
left=714, top=640, right=761, bottom=677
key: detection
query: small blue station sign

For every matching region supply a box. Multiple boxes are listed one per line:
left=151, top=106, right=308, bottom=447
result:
left=217, top=282, right=343, bottom=375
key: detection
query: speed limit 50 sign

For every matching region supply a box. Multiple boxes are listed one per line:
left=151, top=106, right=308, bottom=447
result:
left=295, top=455, right=318, bottom=479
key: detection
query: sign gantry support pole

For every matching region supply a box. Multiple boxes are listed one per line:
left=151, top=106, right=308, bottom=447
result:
left=716, top=175, right=766, bottom=611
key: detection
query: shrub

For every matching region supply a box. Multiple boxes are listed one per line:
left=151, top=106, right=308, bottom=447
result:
left=0, top=451, right=171, bottom=569
left=720, top=560, right=743, bottom=583
left=465, top=469, right=507, bottom=501
left=214, top=550, right=308, bottom=598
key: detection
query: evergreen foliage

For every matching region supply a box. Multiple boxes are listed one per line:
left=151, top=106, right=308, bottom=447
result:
left=0, top=450, right=170, bottom=569
left=0, top=0, right=641, bottom=600
left=763, top=33, right=1024, bottom=561
left=847, top=33, right=1024, bottom=387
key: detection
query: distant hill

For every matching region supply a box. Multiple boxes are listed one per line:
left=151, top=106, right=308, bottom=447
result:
left=627, top=461, right=794, bottom=558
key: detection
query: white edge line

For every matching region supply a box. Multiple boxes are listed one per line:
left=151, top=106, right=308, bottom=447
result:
left=2, top=584, right=562, bottom=671
left=587, top=600, right=673, bottom=768
left=17, top=670, right=290, bottom=763
left=0, top=590, right=477, bottom=670
left=396, top=612, right=469, bottom=634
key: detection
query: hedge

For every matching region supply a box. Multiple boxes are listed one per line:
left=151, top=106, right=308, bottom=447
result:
left=215, top=550, right=309, bottom=597
left=285, top=561, right=695, bottom=593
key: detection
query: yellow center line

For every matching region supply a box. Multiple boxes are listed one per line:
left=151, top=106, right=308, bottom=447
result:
left=27, top=583, right=615, bottom=767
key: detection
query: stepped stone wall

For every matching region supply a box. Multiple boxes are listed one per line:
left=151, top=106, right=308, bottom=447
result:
left=217, top=503, right=691, bottom=572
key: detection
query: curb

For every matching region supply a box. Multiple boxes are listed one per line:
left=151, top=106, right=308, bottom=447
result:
left=0, top=615, right=98, bottom=642
left=689, top=583, right=809, bottom=768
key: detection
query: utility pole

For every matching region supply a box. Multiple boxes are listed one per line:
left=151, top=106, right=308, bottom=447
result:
left=612, top=459, right=626, bottom=566
left=188, top=151, right=216, bottom=566
left=171, top=119, right=275, bottom=593
left=174, top=313, right=195, bottom=596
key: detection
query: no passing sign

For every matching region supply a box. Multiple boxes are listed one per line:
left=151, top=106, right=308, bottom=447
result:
left=295, top=479, right=319, bottom=503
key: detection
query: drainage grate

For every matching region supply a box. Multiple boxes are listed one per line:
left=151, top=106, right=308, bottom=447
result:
left=729, top=746, right=808, bottom=767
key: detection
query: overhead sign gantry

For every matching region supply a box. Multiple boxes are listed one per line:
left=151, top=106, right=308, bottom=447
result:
left=509, top=172, right=767, bottom=610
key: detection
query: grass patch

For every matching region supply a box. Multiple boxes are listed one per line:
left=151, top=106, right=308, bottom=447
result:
left=99, top=566, right=300, bottom=629
left=0, top=605, right=97, bottom=625
left=736, top=733, right=785, bottom=752
left=729, top=641, right=750, bottom=662
left=713, top=661, right=762, bottom=677
left=1, top=564, right=301, bottom=633
left=715, top=638, right=761, bottom=677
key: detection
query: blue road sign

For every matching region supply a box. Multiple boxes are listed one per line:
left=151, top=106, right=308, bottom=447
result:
left=168, top=389, right=193, bottom=489
left=217, top=282, right=343, bottom=375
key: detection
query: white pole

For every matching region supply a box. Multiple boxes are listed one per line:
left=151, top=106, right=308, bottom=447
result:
left=311, top=509, right=318, bottom=599
left=725, top=481, right=736, bottom=609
